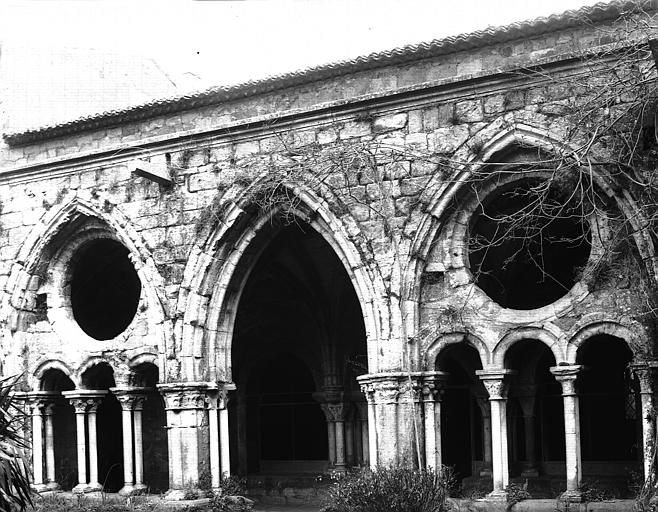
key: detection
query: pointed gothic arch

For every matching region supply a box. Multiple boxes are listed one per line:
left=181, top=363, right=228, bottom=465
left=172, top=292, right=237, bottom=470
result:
left=0, top=192, right=173, bottom=384
left=178, top=180, right=391, bottom=383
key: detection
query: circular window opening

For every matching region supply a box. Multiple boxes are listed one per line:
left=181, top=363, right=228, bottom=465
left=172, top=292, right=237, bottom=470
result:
left=70, top=239, right=141, bottom=340
left=468, top=180, right=591, bottom=310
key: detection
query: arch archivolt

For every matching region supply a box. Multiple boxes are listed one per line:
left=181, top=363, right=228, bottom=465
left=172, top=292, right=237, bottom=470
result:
left=30, top=358, right=75, bottom=389
left=491, top=327, right=565, bottom=367
left=403, top=115, right=656, bottom=346
left=564, top=316, right=649, bottom=363
left=178, top=179, right=391, bottom=382
left=424, top=331, right=490, bottom=370
left=1, top=192, right=172, bottom=383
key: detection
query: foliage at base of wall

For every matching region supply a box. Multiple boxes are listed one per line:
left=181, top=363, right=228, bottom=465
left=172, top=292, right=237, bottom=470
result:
left=320, top=464, right=452, bottom=512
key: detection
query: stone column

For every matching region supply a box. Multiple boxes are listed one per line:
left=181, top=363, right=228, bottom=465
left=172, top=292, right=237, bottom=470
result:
left=550, top=365, right=584, bottom=502
left=43, top=403, right=58, bottom=490
left=321, top=403, right=346, bottom=470
left=157, top=382, right=215, bottom=499
left=115, top=392, right=136, bottom=495
left=219, top=388, right=233, bottom=479
left=354, top=402, right=369, bottom=466
left=345, top=418, right=355, bottom=466
left=133, top=396, right=147, bottom=492
left=632, top=364, right=656, bottom=482
left=476, top=397, right=493, bottom=477
left=372, top=379, right=401, bottom=466
left=112, top=387, right=150, bottom=496
left=333, top=405, right=346, bottom=471
left=517, top=384, right=538, bottom=478
left=422, top=372, right=448, bottom=471
left=86, top=400, right=102, bottom=491
left=207, top=394, right=221, bottom=489
left=29, top=398, right=45, bottom=492
left=63, top=390, right=107, bottom=494
left=476, top=370, right=514, bottom=501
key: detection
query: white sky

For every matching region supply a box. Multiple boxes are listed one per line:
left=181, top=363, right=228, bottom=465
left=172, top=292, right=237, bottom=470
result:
left=1, top=0, right=609, bottom=89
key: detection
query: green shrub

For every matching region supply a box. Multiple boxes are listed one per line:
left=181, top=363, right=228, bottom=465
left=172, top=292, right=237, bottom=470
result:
left=505, top=482, right=531, bottom=509
left=321, top=465, right=452, bottom=512
left=579, top=479, right=615, bottom=502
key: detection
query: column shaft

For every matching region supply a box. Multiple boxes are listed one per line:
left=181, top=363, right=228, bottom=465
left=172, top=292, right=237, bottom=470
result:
left=424, top=399, right=436, bottom=470
left=640, top=390, right=656, bottom=480
left=327, top=422, right=336, bottom=465
left=490, top=399, right=504, bottom=494
left=367, top=402, right=377, bottom=467
left=121, top=407, right=135, bottom=491
left=88, top=406, right=100, bottom=490
left=501, top=400, right=509, bottom=488
left=551, top=365, right=583, bottom=502
left=208, top=404, right=220, bottom=488
left=361, top=419, right=369, bottom=466
left=75, top=410, right=87, bottom=489
left=335, top=420, right=346, bottom=469
left=31, top=406, right=44, bottom=488
left=44, top=406, right=57, bottom=488
left=345, top=420, right=354, bottom=466
left=219, top=406, right=231, bottom=478
left=133, top=407, right=145, bottom=488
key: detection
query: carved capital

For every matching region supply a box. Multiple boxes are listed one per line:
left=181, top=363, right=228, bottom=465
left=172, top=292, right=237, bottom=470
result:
left=26, top=391, right=58, bottom=414
left=62, top=390, right=107, bottom=413
left=421, top=371, right=448, bottom=402
left=321, top=403, right=346, bottom=422
left=111, top=387, right=150, bottom=411
left=157, top=383, right=213, bottom=411
left=359, top=383, right=376, bottom=404
left=373, top=381, right=401, bottom=405
left=476, top=370, right=515, bottom=400
left=550, top=365, right=583, bottom=396
left=631, top=365, right=655, bottom=395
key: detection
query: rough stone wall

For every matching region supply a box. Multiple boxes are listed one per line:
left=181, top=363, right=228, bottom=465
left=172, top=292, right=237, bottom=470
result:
left=0, top=10, right=655, bottom=476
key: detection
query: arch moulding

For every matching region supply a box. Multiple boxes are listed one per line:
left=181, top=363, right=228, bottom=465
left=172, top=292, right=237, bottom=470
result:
left=178, top=180, right=392, bottom=383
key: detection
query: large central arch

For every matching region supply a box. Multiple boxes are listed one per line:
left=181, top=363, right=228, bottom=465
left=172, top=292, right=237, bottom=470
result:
left=178, top=182, right=388, bottom=477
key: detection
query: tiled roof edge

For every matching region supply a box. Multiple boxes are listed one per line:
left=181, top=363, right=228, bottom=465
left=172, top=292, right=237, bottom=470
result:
left=3, top=0, right=653, bottom=146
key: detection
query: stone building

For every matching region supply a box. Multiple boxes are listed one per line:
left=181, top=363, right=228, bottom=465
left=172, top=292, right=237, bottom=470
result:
left=1, top=0, right=657, bottom=503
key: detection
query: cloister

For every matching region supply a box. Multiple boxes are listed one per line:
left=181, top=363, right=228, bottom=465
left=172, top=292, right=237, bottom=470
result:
left=1, top=0, right=657, bottom=503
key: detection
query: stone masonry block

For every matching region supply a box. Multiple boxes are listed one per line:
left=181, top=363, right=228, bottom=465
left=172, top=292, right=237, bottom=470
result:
left=455, top=99, right=484, bottom=123
left=232, top=140, right=259, bottom=159
left=432, top=125, right=469, bottom=154
left=373, top=113, right=407, bottom=133
left=209, top=145, right=233, bottom=163
left=317, top=128, right=338, bottom=145
left=407, top=110, right=423, bottom=133
left=340, top=121, right=371, bottom=140
left=422, top=108, right=440, bottom=131
left=188, top=172, right=219, bottom=193
left=484, top=95, right=505, bottom=114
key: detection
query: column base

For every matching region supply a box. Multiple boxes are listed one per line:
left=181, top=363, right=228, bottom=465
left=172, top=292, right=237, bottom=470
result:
left=559, top=490, right=582, bottom=503
left=134, top=483, right=148, bottom=493
left=45, top=482, right=60, bottom=491
left=32, top=483, right=49, bottom=493
left=479, top=468, right=492, bottom=477
left=72, top=483, right=90, bottom=494
left=87, top=482, right=103, bottom=492
left=119, top=484, right=136, bottom=496
left=486, top=490, right=507, bottom=502
left=164, top=489, right=190, bottom=501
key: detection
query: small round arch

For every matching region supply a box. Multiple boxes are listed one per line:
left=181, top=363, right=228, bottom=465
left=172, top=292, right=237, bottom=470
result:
left=492, top=327, right=565, bottom=367
left=424, top=331, right=490, bottom=370
left=31, top=359, right=75, bottom=389
left=566, top=320, right=647, bottom=363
